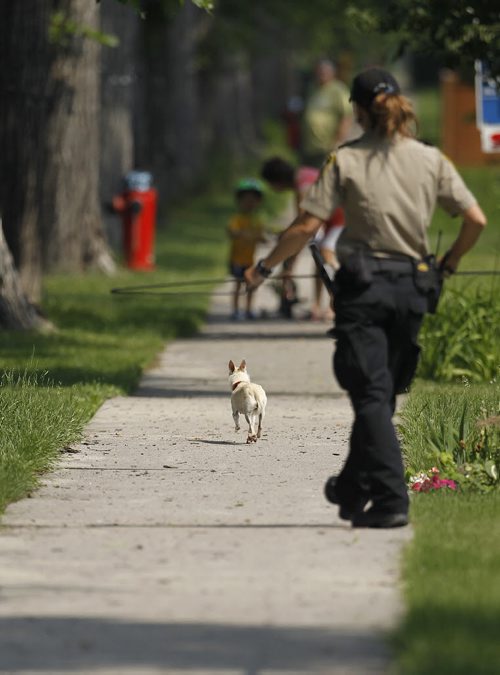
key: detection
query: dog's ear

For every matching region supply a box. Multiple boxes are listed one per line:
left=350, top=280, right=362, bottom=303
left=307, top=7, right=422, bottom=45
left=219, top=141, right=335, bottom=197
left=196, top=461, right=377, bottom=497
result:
left=239, top=359, right=246, bottom=371
left=228, top=360, right=235, bottom=373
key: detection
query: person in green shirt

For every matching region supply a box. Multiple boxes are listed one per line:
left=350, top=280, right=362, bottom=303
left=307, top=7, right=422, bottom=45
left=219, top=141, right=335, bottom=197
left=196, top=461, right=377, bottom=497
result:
left=301, top=59, right=352, bottom=167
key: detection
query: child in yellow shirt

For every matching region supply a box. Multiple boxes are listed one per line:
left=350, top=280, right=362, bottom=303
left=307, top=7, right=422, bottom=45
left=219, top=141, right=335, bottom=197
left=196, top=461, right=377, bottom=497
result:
left=228, top=179, right=266, bottom=320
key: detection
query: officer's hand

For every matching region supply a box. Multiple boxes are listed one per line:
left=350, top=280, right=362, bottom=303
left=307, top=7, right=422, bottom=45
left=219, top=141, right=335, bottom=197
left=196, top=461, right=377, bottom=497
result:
left=244, top=265, right=265, bottom=291
left=438, top=250, right=458, bottom=278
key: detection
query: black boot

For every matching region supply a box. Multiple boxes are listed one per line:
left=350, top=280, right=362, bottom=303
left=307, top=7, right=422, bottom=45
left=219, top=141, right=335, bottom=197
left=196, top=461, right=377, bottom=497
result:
left=324, top=475, right=369, bottom=521
left=351, top=507, right=408, bottom=528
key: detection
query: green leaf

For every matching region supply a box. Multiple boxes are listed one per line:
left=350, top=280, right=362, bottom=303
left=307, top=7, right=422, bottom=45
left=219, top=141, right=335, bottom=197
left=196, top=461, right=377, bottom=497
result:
left=49, top=11, right=119, bottom=47
left=190, top=0, right=214, bottom=9
left=115, top=0, right=213, bottom=16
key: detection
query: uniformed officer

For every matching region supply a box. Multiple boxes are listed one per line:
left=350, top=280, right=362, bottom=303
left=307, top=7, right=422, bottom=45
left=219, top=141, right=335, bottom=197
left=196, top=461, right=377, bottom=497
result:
left=245, top=67, right=487, bottom=528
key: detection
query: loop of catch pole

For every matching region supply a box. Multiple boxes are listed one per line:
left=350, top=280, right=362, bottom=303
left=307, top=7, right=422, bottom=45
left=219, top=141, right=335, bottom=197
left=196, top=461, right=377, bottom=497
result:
left=112, top=289, right=243, bottom=297
left=110, top=273, right=320, bottom=296
left=110, top=269, right=500, bottom=297
left=450, top=270, right=500, bottom=276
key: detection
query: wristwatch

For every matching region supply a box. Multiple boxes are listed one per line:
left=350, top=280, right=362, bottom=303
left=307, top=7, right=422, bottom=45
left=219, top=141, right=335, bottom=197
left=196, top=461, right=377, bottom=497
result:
left=256, top=259, right=273, bottom=278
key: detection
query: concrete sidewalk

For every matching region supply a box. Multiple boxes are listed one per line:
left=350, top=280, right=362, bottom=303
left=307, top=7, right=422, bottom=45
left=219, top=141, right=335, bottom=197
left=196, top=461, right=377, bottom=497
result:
left=0, top=249, right=411, bottom=674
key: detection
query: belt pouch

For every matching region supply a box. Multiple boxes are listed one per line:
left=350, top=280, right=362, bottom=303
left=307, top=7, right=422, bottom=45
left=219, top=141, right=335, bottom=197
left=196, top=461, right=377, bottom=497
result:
left=342, top=250, right=373, bottom=289
left=413, top=256, right=442, bottom=313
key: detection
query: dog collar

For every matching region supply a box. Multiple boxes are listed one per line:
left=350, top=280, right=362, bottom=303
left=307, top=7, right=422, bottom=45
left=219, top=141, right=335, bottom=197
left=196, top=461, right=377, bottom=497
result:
left=232, top=381, right=244, bottom=391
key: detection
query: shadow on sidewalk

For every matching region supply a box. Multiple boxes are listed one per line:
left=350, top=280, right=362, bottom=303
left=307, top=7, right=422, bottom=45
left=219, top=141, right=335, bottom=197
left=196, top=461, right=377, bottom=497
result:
left=201, top=330, right=331, bottom=341
left=133, top=383, right=345, bottom=398
left=0, top=617, right=389, bottom=673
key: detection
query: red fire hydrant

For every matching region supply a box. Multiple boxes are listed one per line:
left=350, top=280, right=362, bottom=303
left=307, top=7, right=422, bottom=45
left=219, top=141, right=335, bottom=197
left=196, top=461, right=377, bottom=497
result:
left=112, top=171, right=157, bottom=270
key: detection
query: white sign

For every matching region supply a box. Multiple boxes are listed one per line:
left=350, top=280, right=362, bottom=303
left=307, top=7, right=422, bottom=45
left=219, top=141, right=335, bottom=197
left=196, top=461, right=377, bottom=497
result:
left=475, top=61, right=500, bottom=153
left=480, top=126, right=500, bottom=152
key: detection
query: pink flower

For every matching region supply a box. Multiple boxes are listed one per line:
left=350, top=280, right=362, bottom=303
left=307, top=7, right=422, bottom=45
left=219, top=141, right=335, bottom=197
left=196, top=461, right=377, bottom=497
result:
left=409, top=470, right=457, bottom=492
left=441, top=479, right=457, bottom=490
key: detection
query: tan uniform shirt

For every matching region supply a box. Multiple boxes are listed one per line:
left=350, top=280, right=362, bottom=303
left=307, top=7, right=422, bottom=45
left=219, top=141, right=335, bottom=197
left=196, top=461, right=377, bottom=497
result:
left=300, top=132, right=477, bottom=263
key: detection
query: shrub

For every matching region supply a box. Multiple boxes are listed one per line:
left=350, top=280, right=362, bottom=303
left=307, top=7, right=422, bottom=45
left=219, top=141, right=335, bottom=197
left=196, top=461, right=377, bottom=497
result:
left=400, top=383, right=500, bottom=492
left=418, top=285, right=500, bottom=383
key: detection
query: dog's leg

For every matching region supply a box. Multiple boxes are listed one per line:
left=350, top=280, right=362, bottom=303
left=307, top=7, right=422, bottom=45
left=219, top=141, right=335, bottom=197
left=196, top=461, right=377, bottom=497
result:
left=257, top=412, right=263, bottom=438
left=244, top=413, right=256, bottom=443
left=232, top=410, right=240, bottom=432
left=245, top=413, right=258, bottom=443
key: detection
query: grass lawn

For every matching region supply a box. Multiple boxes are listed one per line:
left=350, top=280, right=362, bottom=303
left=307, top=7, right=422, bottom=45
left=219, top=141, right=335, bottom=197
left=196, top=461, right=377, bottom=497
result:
left=0, top=191, right=233, bottom=514
left=394, top=491, right=500, bottom=674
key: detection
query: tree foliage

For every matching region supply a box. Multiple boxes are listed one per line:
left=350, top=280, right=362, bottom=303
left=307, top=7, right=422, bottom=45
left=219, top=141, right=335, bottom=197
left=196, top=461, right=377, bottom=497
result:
left=347, top=0, right=500, bottom=80
left=49, top=10, right=119, bottom=46
left=115, top=0, right=214, bottom=16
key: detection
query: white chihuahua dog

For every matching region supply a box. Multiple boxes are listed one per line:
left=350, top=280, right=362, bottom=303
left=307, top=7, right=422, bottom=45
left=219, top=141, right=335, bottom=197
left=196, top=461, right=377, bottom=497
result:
left=228, top=360, right=267, bottom=443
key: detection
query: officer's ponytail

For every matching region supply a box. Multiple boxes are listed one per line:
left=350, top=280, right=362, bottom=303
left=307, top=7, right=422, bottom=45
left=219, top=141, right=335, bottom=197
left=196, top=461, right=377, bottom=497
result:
left=369, top=93, right=417, bottom=139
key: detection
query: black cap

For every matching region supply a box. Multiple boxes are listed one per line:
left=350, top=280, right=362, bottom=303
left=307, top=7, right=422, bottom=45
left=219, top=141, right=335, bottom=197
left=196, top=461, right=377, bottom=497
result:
left=350, top=68, right=401, bottom=110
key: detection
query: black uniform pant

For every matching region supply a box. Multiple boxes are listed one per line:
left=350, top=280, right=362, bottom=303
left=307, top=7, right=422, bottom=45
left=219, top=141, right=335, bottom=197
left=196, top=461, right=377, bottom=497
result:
left=332, top=270, right=427, bottom=514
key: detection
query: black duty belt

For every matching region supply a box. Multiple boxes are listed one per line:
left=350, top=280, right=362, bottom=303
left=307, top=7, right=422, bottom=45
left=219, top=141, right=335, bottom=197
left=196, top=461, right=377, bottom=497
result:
left=366, top=257, right=415, bottom=275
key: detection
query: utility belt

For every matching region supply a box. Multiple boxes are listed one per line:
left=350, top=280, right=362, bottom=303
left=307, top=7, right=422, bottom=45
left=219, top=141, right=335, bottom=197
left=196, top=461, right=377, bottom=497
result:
left=336, top=250, right=443, bottom=313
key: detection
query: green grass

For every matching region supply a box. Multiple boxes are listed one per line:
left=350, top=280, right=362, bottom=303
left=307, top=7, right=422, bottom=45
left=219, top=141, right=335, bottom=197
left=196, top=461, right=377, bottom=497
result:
left=414, top=87, right=442, bottom=148
left=0, top=191, right=233, bottom=513
left=0, top=373, right=104, bottom=506
left=394, top=491, right=500, bottom=674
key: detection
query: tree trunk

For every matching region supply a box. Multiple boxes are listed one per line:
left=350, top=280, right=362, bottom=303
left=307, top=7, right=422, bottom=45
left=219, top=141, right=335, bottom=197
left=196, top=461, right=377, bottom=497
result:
left=208, top=51, right=260, bottom=160
left=0, top=1, right=51, bottom=301
left=164, top=2, right=207, bottom=193
left=136, top=2, right=209, bottom=205
left=252, top=46, right=299, bottom=139
left=0, top=221, right=52, bottom=331
left=42, top=0, right=115, bottom=274
left=0, top=0, right=115, bottom=304
left=100, top=0, right=139, bottom=252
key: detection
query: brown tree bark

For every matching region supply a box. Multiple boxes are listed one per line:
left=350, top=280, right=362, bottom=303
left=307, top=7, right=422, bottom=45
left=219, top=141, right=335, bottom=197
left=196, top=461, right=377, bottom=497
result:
left=0, top=0, right=115, bottom=308
left=0, top=1, right=51, bottom=301
left=0, top=221, right=52, bottom=331
left=136, top=2, right=211, bottom=204
left=100, top=0, right=140, bottom=252
left=41, top=0, right=115, bottom=275
left=208, top=51, right=260, bottom=159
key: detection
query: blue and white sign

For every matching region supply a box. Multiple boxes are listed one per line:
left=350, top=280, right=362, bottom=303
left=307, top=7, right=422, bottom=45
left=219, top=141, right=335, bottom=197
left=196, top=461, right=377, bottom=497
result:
left=475, top=61, right=500, bottom=153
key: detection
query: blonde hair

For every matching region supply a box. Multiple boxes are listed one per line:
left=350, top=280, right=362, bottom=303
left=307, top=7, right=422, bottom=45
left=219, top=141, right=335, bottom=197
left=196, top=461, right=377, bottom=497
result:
left=368, top=93, right=418, bottom=138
